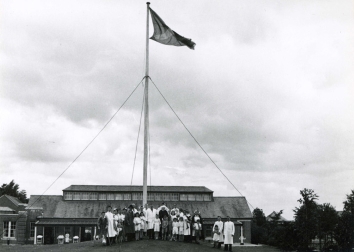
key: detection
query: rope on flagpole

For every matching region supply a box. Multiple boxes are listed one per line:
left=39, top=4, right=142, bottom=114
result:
left=149, top=77, right=255, bottom=210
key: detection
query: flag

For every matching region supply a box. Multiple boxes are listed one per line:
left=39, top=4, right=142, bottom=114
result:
left=149, top=8, right=196, bottom=50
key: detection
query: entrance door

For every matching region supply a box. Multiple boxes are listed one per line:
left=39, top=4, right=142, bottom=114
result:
left=81, top=226, right=93, bottom=241
left=44, top=227, right=54, bottom=244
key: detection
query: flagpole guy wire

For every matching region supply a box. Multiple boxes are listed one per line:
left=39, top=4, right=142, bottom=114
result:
left=148, top=76, right=255, bottom=210
left=0, top=78, right=145, bottom=238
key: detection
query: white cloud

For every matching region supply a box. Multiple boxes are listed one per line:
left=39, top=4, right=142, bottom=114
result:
left=1, top=0, right=353, bottom=219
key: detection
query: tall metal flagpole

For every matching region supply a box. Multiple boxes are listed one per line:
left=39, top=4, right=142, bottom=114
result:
left=143, top=2, right=150, bottom=207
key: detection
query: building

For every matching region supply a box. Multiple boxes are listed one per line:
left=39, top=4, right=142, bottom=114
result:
left=0, top=195, right=28, bottom=244
left=266, top=211, right=290, bottom=224
left=2, top=185, right=253, bottom=244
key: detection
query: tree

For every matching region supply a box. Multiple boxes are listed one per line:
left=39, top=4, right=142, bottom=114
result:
left=265, top=210, right=283, bottom=246
left=253, top=207, right=267, bottom=226
left=294, top=188, right=319, bottom=251
left=0, top=180, right=28, bottom=203
left=317, top=203, right=338, bottom=251
left=251, top=208, right=267, bottom=244
left=335, top=190, right=354, bottom=252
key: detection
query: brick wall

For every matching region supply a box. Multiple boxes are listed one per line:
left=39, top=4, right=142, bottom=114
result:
left=16, top=211, right=27, bottom=244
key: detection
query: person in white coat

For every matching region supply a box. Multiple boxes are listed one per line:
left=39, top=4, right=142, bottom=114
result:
left=104, top=206, right=116, bottom=246
left=223, top=216, right=234, bottom=251
left=146, top=204, right=157, bottom=239
left=213, top=216, right=224, bottom=248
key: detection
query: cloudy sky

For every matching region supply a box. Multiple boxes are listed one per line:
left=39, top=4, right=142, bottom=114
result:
left=1, top=0, right=353, bottom=219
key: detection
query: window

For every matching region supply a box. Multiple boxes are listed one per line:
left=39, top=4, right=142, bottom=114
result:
left=162, top=193, right=170, bottom=201
left=203, top=194, right=211, bottom=201
left=107, top=193, right=114, bottom=200
left=188, top=194, right=195, bottom=201
left=73, top=192, right=81, bottom=200
left=115, top=193, right=123, bottom=200
left=154, top=193, right=162, bottom=201
left=99, top=193, right=106, bottom=200
left=171, top=193, right=179, bottom=201
left=64, top=192, right=73, bottom=200
left=90, top=192, right=98, bottom=200
left=82, top=192, right=89, bottom=200
left=180, top=194, right=187, bottom=201
left=3, top=221, right=16, bottom=238
left=132, top=193, right=142, bottom=200
left=196, top=194, right=203, bottom=201
left=147, top=193, right=154, bottom=201
left=123, top=193, right=131, bottom=200
left=30, top=222, right=35, bottom=238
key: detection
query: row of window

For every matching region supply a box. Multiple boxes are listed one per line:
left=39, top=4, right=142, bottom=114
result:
left=3, top=221, right=16, bottom=238
left=64, top=192, right=211, bottom=201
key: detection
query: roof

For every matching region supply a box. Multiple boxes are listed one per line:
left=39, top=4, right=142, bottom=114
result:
left=36, top=218, right=97, bottom=226
left=0, top=195, right=22, bottom=206
left=63, top=185, right=213, bottom=193
left=28, top=195, right=252, bottom=219
left=266, top=211, right=288, bottom=222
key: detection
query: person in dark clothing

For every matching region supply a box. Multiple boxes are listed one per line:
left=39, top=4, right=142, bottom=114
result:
left=158, top=206, right=169, bottom=223
left=158, top=206, right=169, bottom=239
left=191, top=210, right=204, bottom=243
left=124, top=205, right=135, bottom=241
left=97, top=212, right=106, bottom=239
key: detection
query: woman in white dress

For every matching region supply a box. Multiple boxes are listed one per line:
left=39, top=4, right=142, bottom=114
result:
left=223, top=216, right=234, bottom=251
left=104, top=206, right=116, bottom=246
left=183, top=212, right=191, bottom=242
left=212, top=216, right=224, bottom=248
left=146, top=204, right=157, bottom=239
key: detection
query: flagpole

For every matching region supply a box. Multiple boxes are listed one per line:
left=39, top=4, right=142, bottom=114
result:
left=143, top=2, right=150, bottom=208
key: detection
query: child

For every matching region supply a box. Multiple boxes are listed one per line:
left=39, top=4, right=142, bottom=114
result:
left=153, top=214, right=161, bottom=240
left=172, top=217, right=179, bottom=241
left=212, top=225, right=219, bottom=247
left=117, top=219, right=123, bottom=244
left=178, top=216, right=184, bottom=242
left=170, top=211, right=177, bottom=224
left=161, top=215, right=169, bottom=240
left=192, top=219, right=201, bottom=244
left=140, top=212, right=146, bottom=240
left=133, top=212, right=141, bottom=241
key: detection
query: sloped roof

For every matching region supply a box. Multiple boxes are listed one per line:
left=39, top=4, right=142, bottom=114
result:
left=28, top=195, right=252, bottom=219
left=266, top=211, right=288, bottom=222
left=63, top=185, right=213, bottom=193
left=0, top=194, right=22, bottom=206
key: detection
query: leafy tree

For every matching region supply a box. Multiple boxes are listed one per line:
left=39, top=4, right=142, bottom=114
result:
left=343, top=190, right=354, bottom=212
left=335, top=190, right=354, bottom=252
left=294, top=188, right=319, bottom=251
left=317, top=203, right=338, bottom=251
left=251, top=208, right=267, bottom=244
left=0, top=180, right=28, bottom=203
left=265, top=210, right=283, bottom=246
left=271, top=221, right=298, bottom=251
left=253, top=207, right=267, bottom=226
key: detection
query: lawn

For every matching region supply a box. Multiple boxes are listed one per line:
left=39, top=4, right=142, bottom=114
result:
left=1, top=240, right=280, bottom=252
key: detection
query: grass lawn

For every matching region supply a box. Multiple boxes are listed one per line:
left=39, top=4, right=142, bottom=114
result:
left=1, top=240, right=280, bottom=252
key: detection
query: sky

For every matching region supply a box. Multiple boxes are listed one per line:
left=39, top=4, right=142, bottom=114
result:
left=1, top=0, right=353, bottom=220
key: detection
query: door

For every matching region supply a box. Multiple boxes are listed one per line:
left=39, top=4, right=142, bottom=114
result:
left=44, top=227, right=54, bottom=244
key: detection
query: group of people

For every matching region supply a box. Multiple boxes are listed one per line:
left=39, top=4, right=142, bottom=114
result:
left=97, top=202, right=235, bottom=251
left=97, top=203, right=204, bottom=246
left=212, top=216, right=235, bottom=251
